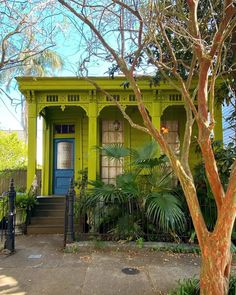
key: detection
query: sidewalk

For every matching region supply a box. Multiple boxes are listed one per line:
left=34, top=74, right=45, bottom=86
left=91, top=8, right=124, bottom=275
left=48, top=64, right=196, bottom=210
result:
left=0, top=235, right=200, bottom=295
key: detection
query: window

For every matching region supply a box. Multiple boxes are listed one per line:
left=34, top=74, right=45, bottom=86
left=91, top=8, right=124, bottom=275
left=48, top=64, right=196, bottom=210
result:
left=57, top=142, right=73, bottom=169
left=54, top=124, right=75, bottom=134
left=101, top=120, right=124, bottom=184
left=161, top=121, right=180, bottom=154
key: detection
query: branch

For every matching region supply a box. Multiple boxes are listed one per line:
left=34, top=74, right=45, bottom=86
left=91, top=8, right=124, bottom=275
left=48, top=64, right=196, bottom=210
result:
left=209, top=1, right=236, bottom=59
left=58, top=0, right=120, bottom=65
left=187, top=0, right=203, bottom=59
left=86, top=78, right=150, bottom=134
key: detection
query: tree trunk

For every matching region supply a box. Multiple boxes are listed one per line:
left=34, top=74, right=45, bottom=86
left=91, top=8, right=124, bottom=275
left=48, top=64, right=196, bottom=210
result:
left=200, top=239, right=232, bottom=295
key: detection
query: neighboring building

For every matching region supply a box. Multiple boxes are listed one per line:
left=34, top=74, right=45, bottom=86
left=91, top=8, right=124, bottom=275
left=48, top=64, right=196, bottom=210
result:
left=16, top=77, right=223, bottom=196
left=222, top=100, right=236, bottom=146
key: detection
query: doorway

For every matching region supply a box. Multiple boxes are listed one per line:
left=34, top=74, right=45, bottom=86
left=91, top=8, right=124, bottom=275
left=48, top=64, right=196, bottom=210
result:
left=53, top=139, right=74, bottom=195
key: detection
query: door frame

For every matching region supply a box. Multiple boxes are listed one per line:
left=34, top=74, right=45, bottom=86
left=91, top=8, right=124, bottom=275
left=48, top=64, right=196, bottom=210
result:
left=53, top=138, right=75, bottom=195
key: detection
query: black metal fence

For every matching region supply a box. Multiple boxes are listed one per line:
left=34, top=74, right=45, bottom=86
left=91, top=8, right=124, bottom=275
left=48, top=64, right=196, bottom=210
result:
left=64, top=184, right=188, bottom=244
left=63, top=181, right=221, bottom=246
left=72, top=201, right=193, bottom=243
left=0, top=179, right=16, bottom=253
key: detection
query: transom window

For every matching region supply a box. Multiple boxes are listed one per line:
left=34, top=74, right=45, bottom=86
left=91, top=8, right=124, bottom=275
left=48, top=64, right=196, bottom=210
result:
left=101, top=120, right=124, bottom=184
left=54, top=124, right=75, bottom=134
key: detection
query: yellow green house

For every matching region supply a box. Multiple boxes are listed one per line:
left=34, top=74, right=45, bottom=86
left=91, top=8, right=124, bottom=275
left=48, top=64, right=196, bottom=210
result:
left=16, top=76, right=223, bottom=196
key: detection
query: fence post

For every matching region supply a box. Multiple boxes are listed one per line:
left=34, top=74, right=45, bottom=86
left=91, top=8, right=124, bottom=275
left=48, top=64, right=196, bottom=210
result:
left=5, top=179, right=15, bottom=253
left=67, top=179, right=75, bottom=243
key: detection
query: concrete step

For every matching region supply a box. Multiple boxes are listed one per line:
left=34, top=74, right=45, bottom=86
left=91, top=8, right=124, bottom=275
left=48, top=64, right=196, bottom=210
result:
left=34, top=209, right=64, bottom=217
left=27, top=196, right=67, bottom=234
left=36, top=203, right=65, bottom=210
left=30, top=217, right=65, bottom=225
left=27, top=225, right=64, bottom=234
left=36, top=197, right=66, bottom=204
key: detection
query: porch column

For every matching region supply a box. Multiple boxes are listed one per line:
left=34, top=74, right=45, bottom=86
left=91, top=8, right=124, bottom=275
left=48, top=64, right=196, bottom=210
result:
left=42, top=117, right=50, bottom=195
left=151, top=102, right=161, bottom=156
left=214, top=104, right=223, bottom=141
left=27, top=102, right=37, bottom=191
left=88, top=103, right=97, bottom=181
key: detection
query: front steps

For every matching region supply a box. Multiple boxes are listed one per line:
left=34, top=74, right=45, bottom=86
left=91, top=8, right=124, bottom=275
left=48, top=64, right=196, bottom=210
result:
left=27, top=196, right=66, bottom=234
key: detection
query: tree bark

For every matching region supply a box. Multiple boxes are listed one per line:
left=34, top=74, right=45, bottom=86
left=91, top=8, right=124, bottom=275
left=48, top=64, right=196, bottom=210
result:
left=200, top=237, right=232, bottom=295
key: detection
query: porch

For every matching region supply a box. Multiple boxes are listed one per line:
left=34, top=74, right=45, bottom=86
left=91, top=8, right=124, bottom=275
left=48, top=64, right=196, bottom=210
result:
left=16, top=76, right=223, bottom=196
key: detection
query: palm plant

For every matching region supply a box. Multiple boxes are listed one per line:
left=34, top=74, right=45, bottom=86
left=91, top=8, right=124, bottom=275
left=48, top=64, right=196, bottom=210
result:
left=83, top=142, right=186, bottom=240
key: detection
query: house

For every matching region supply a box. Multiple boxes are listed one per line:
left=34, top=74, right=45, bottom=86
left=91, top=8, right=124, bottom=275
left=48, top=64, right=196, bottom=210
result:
left=16, top=76, right=223, bottom=196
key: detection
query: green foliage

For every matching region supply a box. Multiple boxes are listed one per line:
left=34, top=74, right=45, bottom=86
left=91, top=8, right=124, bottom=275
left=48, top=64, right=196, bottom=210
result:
left=136, top=237, right=144, bottom=249
left=195, top=141, right=236, bottom=191
left=0, top=131, right=27, bottom=171
left=0, top=194, right=8, bottom=220
left=98, top=144, right=130, bottom=160
left=15, top=193, right=38, bottom=210
left=193, top=141, right=236, bottom=230
left=81, top=142, right=186, bottom=241
left=229, top=275, right=236, bottom=295
left=169, top=276, right=236, bottom=295
left=108, top=214, right=143, bottom=241
left=85, top=183, right=128, bottom=208
left=169, top=277, right=200, bottom=295
left=145, top=192, right=186, bottom=232
left=152, top=244, right=200, bottom=255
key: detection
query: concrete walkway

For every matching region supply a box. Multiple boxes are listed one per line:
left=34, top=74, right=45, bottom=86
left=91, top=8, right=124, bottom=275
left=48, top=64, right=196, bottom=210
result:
left=0, top=235, right=201, bottom=295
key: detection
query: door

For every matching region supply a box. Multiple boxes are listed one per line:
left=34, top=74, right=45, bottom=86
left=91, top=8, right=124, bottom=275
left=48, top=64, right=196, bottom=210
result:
left=53, top=139, right=74, bottom=195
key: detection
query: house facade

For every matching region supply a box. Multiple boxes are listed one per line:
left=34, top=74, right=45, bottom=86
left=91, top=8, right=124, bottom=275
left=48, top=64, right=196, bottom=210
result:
left=16, top=77, right=223, bottom=196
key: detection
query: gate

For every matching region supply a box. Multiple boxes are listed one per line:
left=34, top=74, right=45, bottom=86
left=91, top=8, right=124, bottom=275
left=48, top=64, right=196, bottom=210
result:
left=0, top=179, right=16, bottom=253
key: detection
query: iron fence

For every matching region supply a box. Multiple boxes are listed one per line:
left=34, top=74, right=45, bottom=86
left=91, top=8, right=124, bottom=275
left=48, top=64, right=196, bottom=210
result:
left=63, top=182, right=222, bottom=245
left=72, top=200, right=195, bottom=243
left=0, top=192, right=8, bottom=244
left=0, top=179, right=16, bottom=253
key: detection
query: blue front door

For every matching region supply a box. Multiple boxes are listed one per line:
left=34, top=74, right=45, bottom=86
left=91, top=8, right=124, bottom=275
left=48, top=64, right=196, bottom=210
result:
left=53, top=139, right=74, bottom=195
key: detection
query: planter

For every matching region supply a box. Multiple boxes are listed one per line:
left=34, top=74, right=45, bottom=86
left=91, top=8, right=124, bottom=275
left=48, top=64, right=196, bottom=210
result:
left=15, top=208, right=26, bottom=235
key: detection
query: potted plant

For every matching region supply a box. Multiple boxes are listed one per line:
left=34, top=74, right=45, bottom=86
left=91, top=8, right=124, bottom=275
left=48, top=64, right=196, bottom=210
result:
left=15, top=193, right=38, bottom=234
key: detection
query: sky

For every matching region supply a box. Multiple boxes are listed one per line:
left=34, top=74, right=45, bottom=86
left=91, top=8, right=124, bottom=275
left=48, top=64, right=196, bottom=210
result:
left=0, top=2, right=233, bottom=166
left=0, top=13, right=112, bottom=165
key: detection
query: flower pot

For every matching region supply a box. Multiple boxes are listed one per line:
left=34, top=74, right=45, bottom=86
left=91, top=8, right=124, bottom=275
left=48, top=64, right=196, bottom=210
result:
left=15, top=208, right=26, bottom=235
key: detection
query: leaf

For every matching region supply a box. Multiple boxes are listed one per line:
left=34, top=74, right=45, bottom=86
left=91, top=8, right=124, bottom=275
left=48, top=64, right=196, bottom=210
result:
left=145, top=192, right=186, bottom=232
left=98, top=144, right=130, bottom=160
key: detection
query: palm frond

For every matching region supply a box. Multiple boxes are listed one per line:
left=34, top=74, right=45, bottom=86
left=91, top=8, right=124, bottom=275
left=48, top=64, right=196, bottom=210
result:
left=116, top=173, right=139, bottom=197
left=145, top=192, right=186, bottom=232
left=98, top=144, right=130, bottom=160
left=131, top=141, right=166, bottom=169
left=85, top=183, right=127, bottom=208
